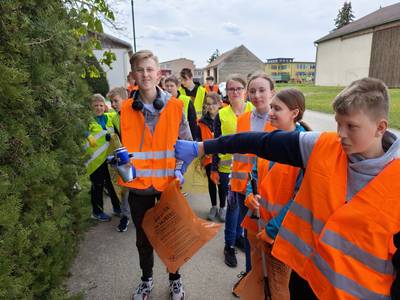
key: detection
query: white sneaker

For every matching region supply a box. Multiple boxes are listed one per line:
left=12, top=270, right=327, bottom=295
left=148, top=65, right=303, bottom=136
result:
left=208, top=206, right=218, bottom=221
left=132, top=278, right=154, bottom=300
left=169, top=278, right=185, bottom=300
left=218, top=207, right=227, bottom=222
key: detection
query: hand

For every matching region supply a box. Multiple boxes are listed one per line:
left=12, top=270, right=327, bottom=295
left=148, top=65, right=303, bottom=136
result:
left=175, top=140, right=199, bottom=172
left=87, top=135, right=97, bottom=147
left=174, top=169, right=185, bottom=185
left=105, top=133, right=111, bottom=141
left=210, top=171, right=220, bottom=185
left=244, top=193, right=260, bottom=210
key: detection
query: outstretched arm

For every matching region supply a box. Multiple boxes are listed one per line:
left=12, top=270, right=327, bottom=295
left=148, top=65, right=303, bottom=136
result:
left=203, top=130, right=304, bottom=168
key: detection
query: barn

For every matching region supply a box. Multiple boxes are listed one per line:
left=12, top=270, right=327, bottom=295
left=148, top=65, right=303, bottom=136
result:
left=315, top=2, right=400, bottom=87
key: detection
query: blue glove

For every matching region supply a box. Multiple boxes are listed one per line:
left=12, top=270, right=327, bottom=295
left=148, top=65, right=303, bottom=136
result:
left=105, top=133, right=111, bottom=141
left=174, top=169, right=185, bottom=185
left=175, top=140, right=198, bottom=172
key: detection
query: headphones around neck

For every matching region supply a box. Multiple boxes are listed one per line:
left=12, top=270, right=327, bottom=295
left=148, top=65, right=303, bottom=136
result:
left=131, top=88, right=164, bottom=111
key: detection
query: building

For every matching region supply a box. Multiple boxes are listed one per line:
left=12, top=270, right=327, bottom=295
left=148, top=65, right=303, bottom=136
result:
left=193, top=68, right=204, bottom=84
left=159, top=58, right=195, bottom=78
left=203, top=45, right=264, bottom=83
left=93, top=33, right=132, bottom=88
left=315, top=2, right=400, bottom=87
left=265, top=58, right=316, bottom=82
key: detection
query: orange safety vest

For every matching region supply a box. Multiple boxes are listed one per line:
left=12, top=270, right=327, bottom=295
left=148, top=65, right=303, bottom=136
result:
left=230, top=111, right=275, bottom=193
left=127, top=84, right=139, bottom=93
left=241, top=157, right=301, bottom=234
left=198, top=121, right=213, bottom=166
left=204, top=84, right=219, bottom=93
left=118, top=96, right=183, bottom=191
left=272, top=132, right=400, bottom=300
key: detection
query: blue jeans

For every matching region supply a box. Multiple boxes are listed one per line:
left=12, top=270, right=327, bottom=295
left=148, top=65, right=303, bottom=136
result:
left=224, top=191, right=247, bottom=247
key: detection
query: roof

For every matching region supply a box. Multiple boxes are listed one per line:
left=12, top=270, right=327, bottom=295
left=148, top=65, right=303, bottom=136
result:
left=160, top=58, right=194, bottom=64
left=315, top=2, right=400, bottom=43
left=98, top=32, right=132, bottom=50
left=205, top=46, right=240, bottom=68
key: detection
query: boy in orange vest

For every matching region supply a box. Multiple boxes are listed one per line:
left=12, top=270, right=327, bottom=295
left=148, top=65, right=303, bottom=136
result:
left=120, top=50, right=192, bottom=300
left=175, top=77, right=400, bottom=299
left=204, top=76, right=221, bottom=95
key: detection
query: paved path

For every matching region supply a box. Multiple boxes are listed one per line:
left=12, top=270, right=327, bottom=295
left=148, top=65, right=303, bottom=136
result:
left=67, top=110, right=399, bottom=299
left=67, top=192, right=244, bottom=300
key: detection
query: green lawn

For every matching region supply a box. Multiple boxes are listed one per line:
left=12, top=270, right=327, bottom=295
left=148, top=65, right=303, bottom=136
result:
left=276, top=84, right=400, bottom=129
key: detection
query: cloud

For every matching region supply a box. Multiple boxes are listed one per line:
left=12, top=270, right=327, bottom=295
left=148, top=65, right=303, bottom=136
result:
left=142, top=26, right=192, bottom=41
left=221, top=22, right=241, bottom=35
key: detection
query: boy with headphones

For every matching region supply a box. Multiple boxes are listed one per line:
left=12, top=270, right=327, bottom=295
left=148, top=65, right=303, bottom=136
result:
left=119, top=50, right=192, bottom=300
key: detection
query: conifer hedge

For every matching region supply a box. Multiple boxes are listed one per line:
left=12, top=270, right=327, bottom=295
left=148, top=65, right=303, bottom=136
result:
left=0, top=1, right=108, bottom=298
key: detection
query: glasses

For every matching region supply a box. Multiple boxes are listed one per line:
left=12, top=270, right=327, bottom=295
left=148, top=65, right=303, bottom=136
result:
left=227, top=87, right=244, bottom=93
left=205, top=103, right=218, bottom=107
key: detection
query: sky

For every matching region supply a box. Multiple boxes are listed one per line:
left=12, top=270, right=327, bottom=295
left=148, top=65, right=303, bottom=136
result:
left=105, top=0, right=399, bottom=68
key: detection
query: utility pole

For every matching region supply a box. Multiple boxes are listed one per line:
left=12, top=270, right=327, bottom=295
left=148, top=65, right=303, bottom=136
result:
left=131, top=0, right=137, bottom=52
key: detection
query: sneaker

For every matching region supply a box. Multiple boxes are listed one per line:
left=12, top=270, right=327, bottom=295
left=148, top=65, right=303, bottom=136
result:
left=91, top=212, right=111, bottom=222
left=132, top=278, right=154, bottom=300
left=224, top=245, right=237, bottom=267
left=117, top=216, right=129, bottom=232
left=235, top=236, right=246, bottom=252
left=218, top=207, right=227, bottom=222
left=113, top=207, right=122, bottom=217
left=208, top=206, right=218, bottom=221
left=169, top=278, right=185, bottom=300
left=232, top=271, right=248, bottom=297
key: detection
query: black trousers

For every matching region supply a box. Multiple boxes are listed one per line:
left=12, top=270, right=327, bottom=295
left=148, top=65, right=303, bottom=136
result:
left=205, top=164, right=217, bottom=207
left=128, top=192, right=180, bottom=281
left=89, top=161, right=120, bottom=215
left=289, top=271, right=318, bottom=300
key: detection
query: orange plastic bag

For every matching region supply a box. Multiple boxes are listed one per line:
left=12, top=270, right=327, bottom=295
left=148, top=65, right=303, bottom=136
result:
left=234, top=233, right=266, bottom=300
left=142, top=180, right=222, bottom=273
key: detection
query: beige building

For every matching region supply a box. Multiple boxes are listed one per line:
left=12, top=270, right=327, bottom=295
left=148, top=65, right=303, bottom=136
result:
left=315, top=2, right=400, bottom=87
left=203, top=45, right=264, bottom=83
left=159, top=58, right=195, bottom=78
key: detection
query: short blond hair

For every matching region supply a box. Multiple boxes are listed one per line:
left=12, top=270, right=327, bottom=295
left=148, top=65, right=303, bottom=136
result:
left=107, top=87, right=128, bottom=100
left=91, top=93, right=105, bottom=104
left=130, top=50, right=159, bottom=71
left=333, top=77, right=389, bottom=120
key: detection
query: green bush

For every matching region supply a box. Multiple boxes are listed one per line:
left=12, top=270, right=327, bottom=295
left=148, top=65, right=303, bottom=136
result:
left=0, top=1, right=96, bottom=298
left=84, top=56, right=110, bottom=97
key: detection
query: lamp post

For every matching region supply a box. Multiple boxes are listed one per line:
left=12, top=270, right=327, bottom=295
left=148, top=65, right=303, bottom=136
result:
left=131, top=0, right=137, bottom=52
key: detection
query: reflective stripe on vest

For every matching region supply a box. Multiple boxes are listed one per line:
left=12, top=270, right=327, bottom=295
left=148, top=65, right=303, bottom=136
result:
left=84, top=114, right=115, bottom=175
left=133, top=150, right=175, bottom=160
left=272, top=132, right=400, bottom=299
left=135, top=169, right=175, bottom=178
left=233, top=154, right=257, bottom=164
left=118, top=96, right=183, bottom=191
left=84, top=141, right=109, bottom=167
left=83, top=130, right=108, bottom=150
left=230, top=111, right=274, bottom=192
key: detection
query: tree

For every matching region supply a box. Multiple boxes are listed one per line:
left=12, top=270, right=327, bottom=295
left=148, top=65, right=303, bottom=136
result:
left=334, top=2, right=355, bottom=29
left=207, top=49, right=220, bottom=64
left=84, top=56, right=110, bottom=97
left=0, top=0, right=116, bottom=298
